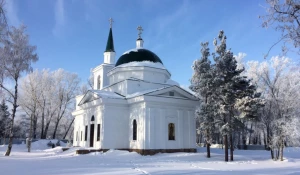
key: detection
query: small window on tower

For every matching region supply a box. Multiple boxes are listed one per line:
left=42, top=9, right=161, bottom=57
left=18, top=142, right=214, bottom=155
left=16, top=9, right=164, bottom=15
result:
left=169, top=92, right=174, bottom=96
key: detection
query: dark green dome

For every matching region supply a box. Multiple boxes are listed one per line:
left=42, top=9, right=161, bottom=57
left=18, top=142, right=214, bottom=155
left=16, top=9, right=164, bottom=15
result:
left=115, top=48, right=163, bottom=67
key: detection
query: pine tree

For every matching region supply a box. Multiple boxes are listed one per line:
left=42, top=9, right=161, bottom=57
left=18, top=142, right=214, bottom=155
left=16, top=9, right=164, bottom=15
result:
left=0, top=99, right=10, bottom=141
left=212, top=30, right=264, bottom=161
left=190, top=42, right=216, bottom=158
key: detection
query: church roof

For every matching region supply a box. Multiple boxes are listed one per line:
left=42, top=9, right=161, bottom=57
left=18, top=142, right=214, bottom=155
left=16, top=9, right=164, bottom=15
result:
left=78, top=90, right=124, bottom=105
left=115, top=48, right=163, bottom=67
left=105, top=28, right=115, bottom=52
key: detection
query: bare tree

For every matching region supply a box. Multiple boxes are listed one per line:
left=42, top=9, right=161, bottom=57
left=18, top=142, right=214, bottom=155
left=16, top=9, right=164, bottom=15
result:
left=260, top=0, right=300, bottom=58
left=51, top=69, right=80, bottom=139
left=0, top=25, right=38, bottom=156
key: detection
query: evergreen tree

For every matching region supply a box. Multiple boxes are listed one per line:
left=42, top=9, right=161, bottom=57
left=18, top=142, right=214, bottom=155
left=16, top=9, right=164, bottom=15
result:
left=0, top=99, right=10, bottom=140
left=190, top=42, right=216, bottom=158
left=212, top=30, right=264, bottom=161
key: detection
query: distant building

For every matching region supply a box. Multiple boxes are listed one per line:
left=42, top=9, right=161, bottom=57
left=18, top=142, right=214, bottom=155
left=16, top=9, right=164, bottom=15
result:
left=72, top=20, right=198, bottom=155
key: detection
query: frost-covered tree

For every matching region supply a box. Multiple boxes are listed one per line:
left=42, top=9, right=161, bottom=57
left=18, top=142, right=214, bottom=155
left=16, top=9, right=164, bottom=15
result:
left=0, top=99, right=10, bottom=142
left=190, top=42, right=216, bottom=158
left=0, top=0, right=8, bottom=41
left=0, top=25, right=38, bottom=156
left=19, top=69, right=80, bottom=140
left=212, top=31, right=264, bottom=161
left=51, top=69, right=80, bottom=139
left=260, top=0, right=300, bottom=57
left=0, top=0, right=8, bottom=97
left=191, top=31, right=264, bottom=161
left=246, top=57, right=300, bottom=161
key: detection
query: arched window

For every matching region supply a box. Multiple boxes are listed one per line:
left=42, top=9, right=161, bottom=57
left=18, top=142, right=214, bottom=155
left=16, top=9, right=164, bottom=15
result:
left=133, top=119, right=137, bottom=140
left=168, top=123, right=175, bottom=140
left=91, top=115, right=95, bottom=121
left=97, top=75, right=101, bottom=89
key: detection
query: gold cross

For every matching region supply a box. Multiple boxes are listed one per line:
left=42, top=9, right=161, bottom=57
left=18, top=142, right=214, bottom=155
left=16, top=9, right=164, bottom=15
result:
left=137, top=25, right=143, bottom=38
left=109, top=18, right=114, bottom=28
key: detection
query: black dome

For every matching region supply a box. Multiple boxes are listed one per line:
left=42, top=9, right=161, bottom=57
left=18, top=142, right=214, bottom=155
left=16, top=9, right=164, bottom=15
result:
left=115, top=48, right=163, bottom=67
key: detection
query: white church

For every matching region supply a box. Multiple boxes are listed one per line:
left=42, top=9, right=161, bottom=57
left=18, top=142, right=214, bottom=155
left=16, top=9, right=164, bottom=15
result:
left=72, top=21, right=199, bottom=155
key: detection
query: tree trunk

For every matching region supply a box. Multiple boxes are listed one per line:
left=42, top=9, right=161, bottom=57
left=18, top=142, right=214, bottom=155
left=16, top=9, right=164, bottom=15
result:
left=40, top=100, right=45, bottom=139
left=206, top=129, right=211, bottom=158
left=42, top=119, right=51, bottom=139
left=5, top=80, right=18, bottom=156
left=63, top=118, right=75, bottom=139
left=263, top=130, right=266, bottom=146
left=224, top=135, right=228, bottom=162
left=280, top=138, right=284, bottom=161
left=230, top=133, right=234, bottom=161
left=52, top=104, right=67, bottom=139
left=52, top=119, right=60, bottom=139
left=249, top=122, right=253, bottom=145
left=28, top=114, right=33, bottom=152
left=270, top=148, right=274, bottom=159
left=33, top=115, right=37, bottom=139
left=238, top=131, right=241, bottom=146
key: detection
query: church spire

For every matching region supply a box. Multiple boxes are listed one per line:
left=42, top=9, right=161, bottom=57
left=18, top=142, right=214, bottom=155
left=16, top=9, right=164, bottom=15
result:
left=103, top=18, right=116, bottom=64
left=105, top=18, right=115, bottom=52
left=136, top=25, right=144, bottom=48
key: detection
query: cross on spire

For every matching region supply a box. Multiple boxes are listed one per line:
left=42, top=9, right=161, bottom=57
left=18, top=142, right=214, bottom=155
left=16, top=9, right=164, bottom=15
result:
left=109, top=18, right=114, bottom=28
left=137, top=25, right=143, bottom=39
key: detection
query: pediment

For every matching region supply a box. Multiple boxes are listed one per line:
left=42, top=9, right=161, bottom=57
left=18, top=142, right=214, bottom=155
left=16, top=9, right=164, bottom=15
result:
left=145, top=86, right=198, bottom=101
left=78, top=90, right=124, bottom=105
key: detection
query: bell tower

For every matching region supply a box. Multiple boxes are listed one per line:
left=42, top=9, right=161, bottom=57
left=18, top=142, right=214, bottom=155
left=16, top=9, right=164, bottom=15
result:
left=93, top=18, right=116, bottom=90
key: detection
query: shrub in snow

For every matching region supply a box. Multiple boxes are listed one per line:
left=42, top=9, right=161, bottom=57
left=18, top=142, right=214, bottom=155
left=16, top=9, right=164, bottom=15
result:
left=56, top=140, right=60, bottom=146
left=47, top=141, right=53, bottom=147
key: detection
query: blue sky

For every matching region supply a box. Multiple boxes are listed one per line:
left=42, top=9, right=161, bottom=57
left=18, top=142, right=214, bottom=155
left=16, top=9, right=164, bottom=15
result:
left=4, top=0, right=297, bottom=87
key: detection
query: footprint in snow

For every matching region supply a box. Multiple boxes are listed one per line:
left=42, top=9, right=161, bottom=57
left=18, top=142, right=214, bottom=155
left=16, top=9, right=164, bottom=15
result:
left=132, top=167, right=150, bottom=175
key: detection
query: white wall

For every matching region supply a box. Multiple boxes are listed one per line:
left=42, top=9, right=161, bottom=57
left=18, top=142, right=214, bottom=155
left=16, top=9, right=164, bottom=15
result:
left=103, top=79, right=171, bottom=96
left=129, top=102, right=146, bottom=150
left=142, top=102, right=196, bottom=150
left=93, top=64, right=114, bottom=90
left=108, top=66, right=170, bottom=85
left=73, top=106, right=103, bottom=148
left=102, top=104, right=129, bottom=149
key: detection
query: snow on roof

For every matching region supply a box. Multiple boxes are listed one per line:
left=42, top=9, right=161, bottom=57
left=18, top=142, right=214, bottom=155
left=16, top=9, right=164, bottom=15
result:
left=123, top=48, right=140, bottom=54
left=90, top=90, right=124, bottom=99
left=116, top=61, right=166, bottom=70
left=125, top=87, right=168, bottom=99
left=165, top=79, right=180, bottom=86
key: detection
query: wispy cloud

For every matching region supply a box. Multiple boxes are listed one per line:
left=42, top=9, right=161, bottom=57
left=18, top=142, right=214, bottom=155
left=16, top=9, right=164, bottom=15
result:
left=52, top=0, right=65, bottom=37
left=5, top=0, right=20, bottom=26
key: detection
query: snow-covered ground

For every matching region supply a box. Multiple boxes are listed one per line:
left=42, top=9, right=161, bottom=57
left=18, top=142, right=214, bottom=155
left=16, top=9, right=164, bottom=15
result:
left=0, top=141, right=300, bottom=175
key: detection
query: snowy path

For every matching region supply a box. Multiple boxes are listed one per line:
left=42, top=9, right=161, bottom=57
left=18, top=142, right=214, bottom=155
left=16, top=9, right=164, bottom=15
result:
left=0, top=142, right=300, bottom=175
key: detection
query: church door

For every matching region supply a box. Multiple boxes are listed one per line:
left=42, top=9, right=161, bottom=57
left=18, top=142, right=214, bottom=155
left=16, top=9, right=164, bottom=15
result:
left=90, top=124, right=94, bottom=147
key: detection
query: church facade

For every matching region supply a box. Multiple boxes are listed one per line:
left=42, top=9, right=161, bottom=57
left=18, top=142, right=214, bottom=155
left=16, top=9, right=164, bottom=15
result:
left=72, top=23, right=199, bottom=155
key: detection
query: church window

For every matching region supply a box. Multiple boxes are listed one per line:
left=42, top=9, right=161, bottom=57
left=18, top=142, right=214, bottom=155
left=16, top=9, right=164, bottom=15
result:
left=97, top=75, right=101, bottom=89
left=168, top=123, right=175, bottom=140
left=81, top=131, right=83, bottom=141
left=169, top=92, right=174, bottom=96
left=91, top=115, right=95, bottom=121
left=85, top=126, right=88, bottom=141
left=133, top=119, right=137, bottom=140
left=97, top=124, right=100, bottom=141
